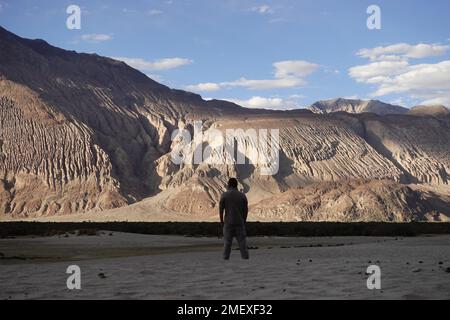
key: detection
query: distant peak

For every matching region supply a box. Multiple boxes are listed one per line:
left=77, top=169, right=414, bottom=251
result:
left=409, top=104, right=450, bottom=116
left=309, top=97, right=408, bottom=115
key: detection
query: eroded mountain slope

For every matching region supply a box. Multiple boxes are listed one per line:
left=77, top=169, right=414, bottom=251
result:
left=1, top=26, right=450, bottom=221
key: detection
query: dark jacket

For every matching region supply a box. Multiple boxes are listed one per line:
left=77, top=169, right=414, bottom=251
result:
left=219, top=188, right=248, bottom=226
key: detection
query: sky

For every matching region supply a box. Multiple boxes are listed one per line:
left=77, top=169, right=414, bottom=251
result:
left=1, top=0, right=450, bottom=109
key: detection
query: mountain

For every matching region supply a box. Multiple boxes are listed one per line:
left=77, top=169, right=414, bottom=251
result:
left=0, top=26, right=234, bottom=215
left=1, top=27, right=449, bottom=221
left=251, top=180, right=450, bottom=222
left=308, top=98, right=408, bottom=115
left=409, top=105, right=450, bottom=117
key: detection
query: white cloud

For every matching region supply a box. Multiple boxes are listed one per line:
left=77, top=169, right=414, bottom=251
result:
left=289, top=94, right=305, bottom=99
left=324, top=67, right=340, bottom=74
left=223, top=96, right=302, bottom=110
left=349, top=41, right=450, bottom=107
left=227, top=96, right=283, bottom=109
left=81, top=34, right=113, bottom=42
left=273, top=60, right=318, bottom=78
left=372, top=61, right=450, bottom=96
left=349, top=60, right=409, bottom=83
left=185, top=82, right=221, bottom=92
left=122, top=8, right=138, bottom=13
left=358, top=43, right=449, bottom=61
left=147, top=9, right=163, bottom=15
left=251, top=5, right=273, bottom=15
left=112, top=57, right=193, bottom=71
left=221, top=77, right=306, bottom=90
left=420, top=93, right=450, bottom=106
left=185, top=60, right=319, bottom=92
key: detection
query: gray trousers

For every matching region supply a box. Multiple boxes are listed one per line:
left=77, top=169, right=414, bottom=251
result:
left=223, top=224, right=249, bottom=260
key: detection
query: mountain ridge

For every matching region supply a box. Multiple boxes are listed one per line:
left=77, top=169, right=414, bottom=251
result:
left=308, top=98, right=409, bottom=115
left=1, top=26, right=449, bottom=221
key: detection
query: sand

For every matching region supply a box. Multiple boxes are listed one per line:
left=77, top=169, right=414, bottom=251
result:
left=0, top=232, right=449, bottom=300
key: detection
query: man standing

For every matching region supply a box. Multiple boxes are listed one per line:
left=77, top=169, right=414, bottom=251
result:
left=219, top=178, right=249, bottom=260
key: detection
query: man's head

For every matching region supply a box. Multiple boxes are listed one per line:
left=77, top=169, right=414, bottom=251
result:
left=227, top=178, right=238, bottom=189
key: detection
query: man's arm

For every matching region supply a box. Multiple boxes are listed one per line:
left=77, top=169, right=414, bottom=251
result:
left=243, top=195, right=248, bottom=223
left=219, top=194, right=225, bottom=225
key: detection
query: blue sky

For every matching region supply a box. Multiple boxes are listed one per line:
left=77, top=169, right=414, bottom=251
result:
left=1, top=0, right=450, bottom=109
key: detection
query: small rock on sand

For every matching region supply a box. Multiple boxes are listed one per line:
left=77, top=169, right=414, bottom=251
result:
left=98, top=273, right=107, bottom=279
left=412, top=268, right=422, bottom=273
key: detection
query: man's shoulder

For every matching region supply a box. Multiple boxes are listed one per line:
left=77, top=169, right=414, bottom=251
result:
left=221, top=190, right=233, bottom=197
left=224, top=189, right=246, bottom=199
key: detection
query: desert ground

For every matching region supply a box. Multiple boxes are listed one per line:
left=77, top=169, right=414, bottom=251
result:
left=1, top=232, right=450, bottom=300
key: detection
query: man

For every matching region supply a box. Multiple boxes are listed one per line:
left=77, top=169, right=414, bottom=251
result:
left=219, top=178, right=249, bottom=260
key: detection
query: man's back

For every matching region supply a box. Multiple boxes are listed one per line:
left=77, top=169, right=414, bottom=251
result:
left=219, top=188, right=248, bottom=226
left=219, top=178, right=249, bottom=260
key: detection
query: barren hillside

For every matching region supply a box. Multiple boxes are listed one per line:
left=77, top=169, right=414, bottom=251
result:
left=1, top=27, right=449, bottom=221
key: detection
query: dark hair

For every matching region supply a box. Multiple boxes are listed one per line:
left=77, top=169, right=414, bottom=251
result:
left=227, top=178, right=238, bottom=189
